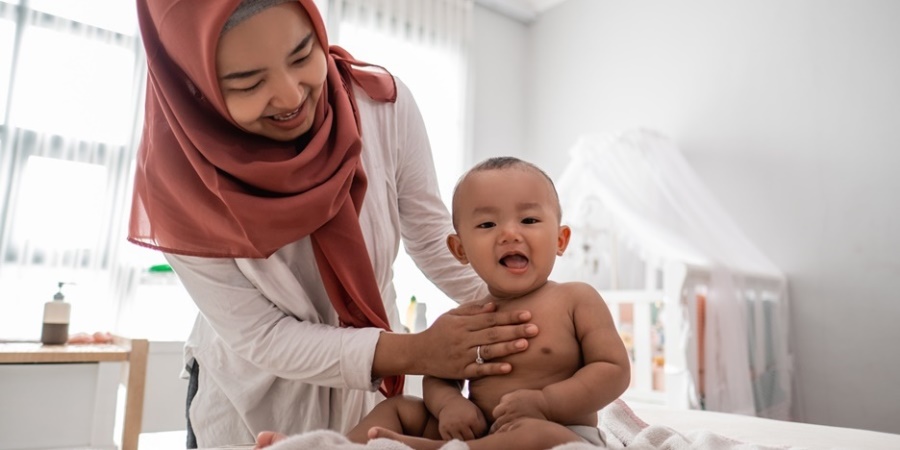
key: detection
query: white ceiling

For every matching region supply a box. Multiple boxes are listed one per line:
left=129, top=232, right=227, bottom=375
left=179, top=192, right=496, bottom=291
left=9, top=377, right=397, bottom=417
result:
left=476, top=0, right=570, bottom=23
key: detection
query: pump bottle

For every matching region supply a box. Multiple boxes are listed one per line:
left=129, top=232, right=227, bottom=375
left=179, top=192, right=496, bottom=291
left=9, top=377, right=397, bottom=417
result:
left=405, top=296, right=417, bottom=332
left=41, top=282, right=70, bottom=345
left=404, top=295, right=427, bottom=333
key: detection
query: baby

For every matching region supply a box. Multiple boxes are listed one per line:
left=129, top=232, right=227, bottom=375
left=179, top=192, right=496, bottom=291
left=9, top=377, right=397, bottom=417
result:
left=256, top=156, right=630, bottom=449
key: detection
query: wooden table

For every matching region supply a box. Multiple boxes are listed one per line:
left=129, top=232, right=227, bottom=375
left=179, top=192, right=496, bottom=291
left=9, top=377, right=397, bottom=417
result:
left=0, top=337, right=148, bottom=450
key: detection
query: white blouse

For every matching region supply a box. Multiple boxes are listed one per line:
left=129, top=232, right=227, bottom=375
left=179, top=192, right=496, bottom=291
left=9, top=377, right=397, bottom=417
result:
left=165, top=78, right=486, bottom=447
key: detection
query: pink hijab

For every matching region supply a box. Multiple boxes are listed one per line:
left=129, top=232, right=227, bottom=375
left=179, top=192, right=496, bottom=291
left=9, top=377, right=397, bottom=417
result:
left=130, top=0, right=403, bottom=397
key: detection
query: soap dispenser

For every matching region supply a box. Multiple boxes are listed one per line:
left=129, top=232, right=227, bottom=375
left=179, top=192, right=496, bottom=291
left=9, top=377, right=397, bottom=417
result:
left=41, top=282, right=71, bottom=345
left=404, top=295, right=427, bottom=333
left=405, top=295, right=417, bottom=332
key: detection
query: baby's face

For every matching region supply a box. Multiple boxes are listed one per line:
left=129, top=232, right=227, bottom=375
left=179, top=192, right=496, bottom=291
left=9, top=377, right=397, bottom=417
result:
left=449, top=168, right=570, bottom=299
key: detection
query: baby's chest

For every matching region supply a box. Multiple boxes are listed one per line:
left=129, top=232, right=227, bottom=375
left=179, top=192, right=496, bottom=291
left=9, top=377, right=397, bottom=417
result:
left=497, top=301, right=582, bottom=368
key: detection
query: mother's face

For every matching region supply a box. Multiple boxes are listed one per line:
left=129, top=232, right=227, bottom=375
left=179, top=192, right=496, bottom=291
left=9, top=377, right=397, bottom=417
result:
left=216, top=2, right=327, bottom=142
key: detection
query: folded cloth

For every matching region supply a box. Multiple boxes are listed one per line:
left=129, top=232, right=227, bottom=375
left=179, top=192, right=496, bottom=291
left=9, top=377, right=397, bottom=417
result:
left=266, top=430, right=468, bottom=450
left=265, top=400, right=794, bottom=450
left=585, top=399, right=793, bottom=450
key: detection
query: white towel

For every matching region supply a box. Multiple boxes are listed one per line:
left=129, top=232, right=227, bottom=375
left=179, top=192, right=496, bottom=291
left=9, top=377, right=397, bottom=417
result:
left=590, top=399, right=792, bottom=450
left=266, top=430, right=468, bottom=450
left=264, top=400, right=794, bottom=450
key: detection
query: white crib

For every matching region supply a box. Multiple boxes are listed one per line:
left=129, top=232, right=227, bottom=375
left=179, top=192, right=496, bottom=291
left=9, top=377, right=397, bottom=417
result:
left=601, top=260, right=791, bottom=419
left=553, top=129, right=793, bottom=419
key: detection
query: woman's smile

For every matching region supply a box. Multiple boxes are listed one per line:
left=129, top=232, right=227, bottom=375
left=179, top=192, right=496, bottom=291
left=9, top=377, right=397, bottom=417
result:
left=270, top=107, right=300, bottom=121
left=265, top=100, right=310, bottom=130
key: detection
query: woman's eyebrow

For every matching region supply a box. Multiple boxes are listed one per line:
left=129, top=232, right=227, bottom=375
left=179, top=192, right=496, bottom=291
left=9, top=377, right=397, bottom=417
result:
left=289, top=32, right=314, bottom=56
left=220, top=33, right=314, bottom=81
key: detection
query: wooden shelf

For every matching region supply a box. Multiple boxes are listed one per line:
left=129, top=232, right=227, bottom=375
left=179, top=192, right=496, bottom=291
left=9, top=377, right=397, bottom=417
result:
left=0, top=342, right=130, bottom=363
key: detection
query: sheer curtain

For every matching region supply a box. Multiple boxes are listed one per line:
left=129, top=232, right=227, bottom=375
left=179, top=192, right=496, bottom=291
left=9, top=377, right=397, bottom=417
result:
left=324, top=0, right=474, bottom=326
left=0, top=0, right=154, bottom=340
left=0, top=0, right=474, bottom=341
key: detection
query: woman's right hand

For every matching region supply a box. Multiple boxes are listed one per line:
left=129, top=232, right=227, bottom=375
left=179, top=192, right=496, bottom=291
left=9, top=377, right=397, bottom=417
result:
left=414, top=302, right=538, bottom=379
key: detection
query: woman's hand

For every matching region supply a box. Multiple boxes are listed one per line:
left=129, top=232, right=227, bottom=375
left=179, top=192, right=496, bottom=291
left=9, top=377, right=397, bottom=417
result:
left=373, top=302, right=537, bottom=379
left=416, top=302, right=538, bottom=379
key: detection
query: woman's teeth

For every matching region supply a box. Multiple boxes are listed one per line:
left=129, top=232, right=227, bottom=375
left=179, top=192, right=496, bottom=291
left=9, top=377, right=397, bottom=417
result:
left=272, top=108, right=300, bottom=121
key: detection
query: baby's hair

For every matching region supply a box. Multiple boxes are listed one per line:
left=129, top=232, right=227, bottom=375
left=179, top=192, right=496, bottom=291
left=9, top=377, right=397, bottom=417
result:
left=451, top=156, right=562, bottom=226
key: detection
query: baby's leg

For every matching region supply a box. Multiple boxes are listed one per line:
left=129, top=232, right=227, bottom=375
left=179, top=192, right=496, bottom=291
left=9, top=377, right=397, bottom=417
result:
left=371, top=418, right=585, bottom=450
left=474, top=418, right=585, bottom=450
left=347, top=395, right=440, bottom=443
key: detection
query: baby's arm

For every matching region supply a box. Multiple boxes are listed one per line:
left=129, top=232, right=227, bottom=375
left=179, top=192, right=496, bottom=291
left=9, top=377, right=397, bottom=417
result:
left=492, top=282, right=631, bottom=431
left=423, top=376, right=487, bottom=440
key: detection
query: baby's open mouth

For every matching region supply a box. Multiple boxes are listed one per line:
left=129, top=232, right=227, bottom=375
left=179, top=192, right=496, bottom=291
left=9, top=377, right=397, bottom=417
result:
left=500, top=253, right=529, bottom=269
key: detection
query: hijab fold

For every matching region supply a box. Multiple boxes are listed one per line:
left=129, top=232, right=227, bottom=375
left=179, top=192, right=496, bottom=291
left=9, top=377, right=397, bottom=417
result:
left=131, top=0, right=403, bottom=397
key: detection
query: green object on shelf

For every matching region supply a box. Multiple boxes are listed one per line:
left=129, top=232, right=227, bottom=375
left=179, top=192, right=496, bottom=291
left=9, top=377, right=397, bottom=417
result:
left=148, top=264, right=173, bottom=273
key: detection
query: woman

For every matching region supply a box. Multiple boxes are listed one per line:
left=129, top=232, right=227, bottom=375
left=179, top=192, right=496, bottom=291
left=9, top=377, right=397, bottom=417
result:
left=129, top=0, right=537, bottom=447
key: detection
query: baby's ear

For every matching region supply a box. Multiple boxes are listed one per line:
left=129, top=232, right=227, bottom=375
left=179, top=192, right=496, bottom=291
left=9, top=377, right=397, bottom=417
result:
left=446, top=234, right=469, bottom=264
left=557, top=225, right=572, bottom=256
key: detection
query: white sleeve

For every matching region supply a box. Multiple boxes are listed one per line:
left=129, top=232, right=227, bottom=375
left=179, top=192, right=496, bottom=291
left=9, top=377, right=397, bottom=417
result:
left=165, top=252, right=382, bottom=391
left=392, top=79, right=488, bottom=303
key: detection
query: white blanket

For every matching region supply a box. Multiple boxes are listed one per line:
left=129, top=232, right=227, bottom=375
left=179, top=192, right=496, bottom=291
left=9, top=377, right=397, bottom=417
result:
left=266, top=400, right=792, bottom=450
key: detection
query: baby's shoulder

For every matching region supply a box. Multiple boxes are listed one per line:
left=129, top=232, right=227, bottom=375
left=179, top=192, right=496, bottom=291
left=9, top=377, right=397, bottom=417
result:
left=548, top=281, right=604, bottom=304
left=550, top=280, right=599, bottom=295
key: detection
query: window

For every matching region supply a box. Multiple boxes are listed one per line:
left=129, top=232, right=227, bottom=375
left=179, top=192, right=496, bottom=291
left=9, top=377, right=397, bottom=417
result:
left=329, top=0, right=473, bottom=326
left=0, top=0, right=146, bottom=340
left=0, top=0, right=474, bottom=341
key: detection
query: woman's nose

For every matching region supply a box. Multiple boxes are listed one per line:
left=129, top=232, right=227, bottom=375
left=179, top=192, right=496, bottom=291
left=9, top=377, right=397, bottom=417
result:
left=270, top=72, right=303, bottom=109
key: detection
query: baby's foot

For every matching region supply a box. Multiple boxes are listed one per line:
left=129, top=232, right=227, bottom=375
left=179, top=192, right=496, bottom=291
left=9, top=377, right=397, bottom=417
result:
left=254, top=431, right=287, bottom=449
left=367, top=427, right=445, bottom=450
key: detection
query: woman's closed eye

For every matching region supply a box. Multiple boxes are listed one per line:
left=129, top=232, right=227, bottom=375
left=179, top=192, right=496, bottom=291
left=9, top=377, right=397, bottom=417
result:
left=288, top=33, right=315, bottom=66
left=232, top=81, right=263, bottom=93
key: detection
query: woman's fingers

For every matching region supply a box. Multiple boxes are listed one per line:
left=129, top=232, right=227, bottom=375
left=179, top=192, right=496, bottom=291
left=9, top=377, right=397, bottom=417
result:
left=477, top=336, right=531, bottom=361
left=471, top=322, right=538, bottom=359
left=461, top=337, right=532, bottom=377
left=450, top=303, right=533, bottom=331
left=418, top=307, right=537, bottom=378
left=472, top=309, right=533, bottom=331
left=465, top=360, right=513, bottom=378
left=448, top=301, right=496, bottom=316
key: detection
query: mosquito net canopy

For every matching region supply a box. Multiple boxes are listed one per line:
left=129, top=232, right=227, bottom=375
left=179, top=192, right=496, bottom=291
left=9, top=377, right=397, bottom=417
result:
left=552, top=129, right=792, bottom=419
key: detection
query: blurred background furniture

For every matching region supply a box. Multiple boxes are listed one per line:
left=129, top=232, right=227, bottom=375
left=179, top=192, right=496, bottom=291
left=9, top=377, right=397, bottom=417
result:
left=0, top=335, right=147, bottom=450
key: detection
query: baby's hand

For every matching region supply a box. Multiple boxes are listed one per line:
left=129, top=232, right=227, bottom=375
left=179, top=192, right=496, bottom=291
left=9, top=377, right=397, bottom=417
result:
left=490, top=389, right=550, bottom=433
left=437, top=397, right=487, bottom=441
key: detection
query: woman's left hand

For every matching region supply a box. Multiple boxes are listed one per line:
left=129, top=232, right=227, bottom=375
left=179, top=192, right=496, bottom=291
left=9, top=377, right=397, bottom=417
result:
left=373, top=302, right=537, bottom=380
left=415, top=301, right=539, bottom=379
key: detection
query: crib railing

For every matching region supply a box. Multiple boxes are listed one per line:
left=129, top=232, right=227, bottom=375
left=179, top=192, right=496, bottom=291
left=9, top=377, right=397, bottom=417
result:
left=601, top=288, right=668, bottom=405
left=602, top=261, right=790, bottom=416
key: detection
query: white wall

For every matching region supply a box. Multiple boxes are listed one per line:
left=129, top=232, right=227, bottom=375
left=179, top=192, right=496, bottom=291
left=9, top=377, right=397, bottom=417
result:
left=473, top=0, right=900, bottom=435
left=471, top=5, right=530, bottom=164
